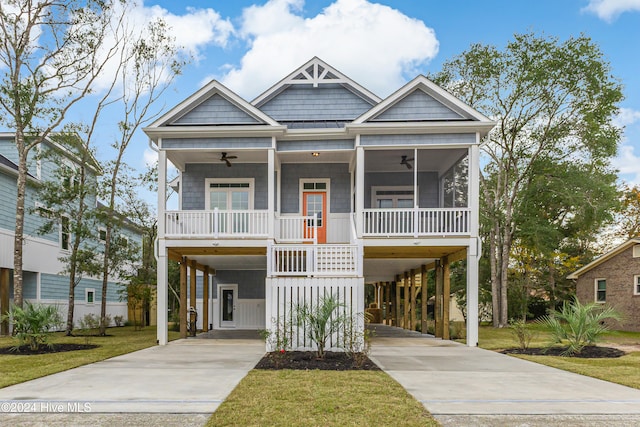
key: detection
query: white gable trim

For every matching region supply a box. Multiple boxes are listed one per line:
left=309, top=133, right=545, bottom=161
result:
left=567, top=237, right=640, bottom=279
left=147, top=80, right=281, bottom=130
left=353, top=75, right=492, bottom=124
left=252, top=57, right=381, bottom=107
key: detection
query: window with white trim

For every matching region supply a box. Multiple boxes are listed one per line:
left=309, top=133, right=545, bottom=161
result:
left=371, top=186, right=414, bottom=208
left=98, top=228, right=107, bottom=243
left=205, top=179, right=254, bottom=211
left=61, top=159, right=79, bottom=192
left=634, top=245, right=640, bottom=258
left=634, top=275, right=640, bottom=296
left=86, top=288, right=95, bottom=304
left=60, top=216, right=70, bottom=251
left=595, top=278, right=606, bottom=303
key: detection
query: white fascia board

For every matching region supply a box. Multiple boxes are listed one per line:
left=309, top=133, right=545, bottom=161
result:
left=251, top=57, right=382, bottom=107
left=146, top=80, right=281, bottom=133
left=278, top=128, right=350, bottom=141
left=147, top=125, right=288, bottom=142
left=567, top=237, right=640, bottom=279
left=0, top=162, right=39, bottom=184
left=354, top=75, right=492, bottom=124
left=347, top=121, right=496, bottom=137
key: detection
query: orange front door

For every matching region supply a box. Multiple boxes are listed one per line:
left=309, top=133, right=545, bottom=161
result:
left=303, top=191, right=326, bottom=243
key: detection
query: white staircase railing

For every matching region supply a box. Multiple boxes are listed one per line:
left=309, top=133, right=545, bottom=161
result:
left=275, top=214, right=317, bottom=243
left=268, top=243, right=360, bottom=277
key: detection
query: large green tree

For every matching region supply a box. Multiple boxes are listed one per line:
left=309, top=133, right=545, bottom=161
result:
left=432, top=32, right=623, bottom=327
left=0, top=0, right=125, bottom=308
left=35, top=131, right=102, bottom=335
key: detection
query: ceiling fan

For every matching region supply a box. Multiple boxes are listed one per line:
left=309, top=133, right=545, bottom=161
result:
left=400, top=155, right=414, bottom=169
left=220, top=152, right=237, bottom=167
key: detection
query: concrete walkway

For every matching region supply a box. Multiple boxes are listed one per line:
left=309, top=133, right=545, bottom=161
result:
left=0, top=338, right=264, bottom=426
left=369, top=325, right=640, bottom=426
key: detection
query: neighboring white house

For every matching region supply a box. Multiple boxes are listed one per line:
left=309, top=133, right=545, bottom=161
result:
left=0, top=133, right=141, bottom=333
left=144, top=57, right=494, bottom=348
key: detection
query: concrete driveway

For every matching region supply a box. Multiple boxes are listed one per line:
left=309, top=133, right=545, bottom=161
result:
left=369, top=327, right=640, bottom=426
left=0, top=338, right=265, bottom=426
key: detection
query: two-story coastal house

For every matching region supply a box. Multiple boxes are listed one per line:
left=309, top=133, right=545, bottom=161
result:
left=0, top=133, right=142, bottom=333
left=145, top=58, right=494, bottom=348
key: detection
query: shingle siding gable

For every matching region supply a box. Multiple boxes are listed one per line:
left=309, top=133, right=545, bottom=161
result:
left=173, top=94, right=262, bottom=125
left=371, top=89, right=464, bottom=122
left=258, top=84, right=374, bottom=122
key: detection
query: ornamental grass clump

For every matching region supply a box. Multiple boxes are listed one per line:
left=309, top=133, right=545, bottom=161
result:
left=1, top=302, right=62, bottom=351
left=295, top=294, right=347, bottom=359
left=536, top=297, right=622, bottom=356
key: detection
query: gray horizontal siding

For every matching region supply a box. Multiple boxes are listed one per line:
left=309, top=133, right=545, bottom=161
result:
left=181, top=163, right=268, bottom=210
left=259, top=84, right=374, bottom=121
left=277, top=139, right=354, bottom=152
left=214, top=270, right=266, bottom=299
left=173, top=94, right=261, bottom=125
left=372, top=90, right=464, bottom=121
left=360, top=133, right=476, bottom=146
left=162, top=137, right=272, bottom=149
left=280, top=163, right=350, bottom=214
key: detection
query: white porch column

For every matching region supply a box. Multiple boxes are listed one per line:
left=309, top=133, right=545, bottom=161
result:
left=157, top=148, right=168, bottom=345
left=268, top=148, right=275, bottom=239
left=355, top=145, right=364, bottom=237
left=466, top=140, right=481, bottom=347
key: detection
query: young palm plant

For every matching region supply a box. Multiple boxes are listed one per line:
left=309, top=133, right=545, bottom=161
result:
left=295, top=294, right=347, bottom=359
left=2, top=302, right=62, bottom=351
left=536, top=297, right=622, bottom=356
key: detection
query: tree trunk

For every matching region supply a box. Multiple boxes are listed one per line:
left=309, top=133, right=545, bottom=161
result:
left=66, top=260, right=77, bottom=335
left=489, top=225, right=500, bottom=327
left=99, top=225, right=111, bottom=336
left=13, top=138, right=27, bottom=308
left=499, top=226, right=512, bottom=327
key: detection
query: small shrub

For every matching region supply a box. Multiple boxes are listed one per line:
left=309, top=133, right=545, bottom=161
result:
left=449, top=321, right=466, bottom=340
left=509, top=318, right=536, bottom=350
left=114, top=315, right=124, bottom=327
left=536, top=297, right=622, bottom=356
left=1, top=302, right=62, bottom=351
left=344, top=313, right=374, bottom=368
left=295, top=294, right=346, bottom=359
left=261, top=316, right=294, bottom=353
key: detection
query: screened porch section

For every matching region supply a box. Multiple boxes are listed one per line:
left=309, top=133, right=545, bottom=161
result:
left=362, top=148, right=471, bottom=237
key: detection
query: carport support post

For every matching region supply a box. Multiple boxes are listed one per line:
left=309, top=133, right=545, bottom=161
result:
left=385, top=281, right=391, bottom=325
left=435, top=260, right=443, bottom=338
left=403, top=271, right=410, bottom=330
left=421, top=264, right=427, bottom=335
left=203, top=266, right=209, bottom=332
left=190, top=260, right=197, bottom=332
left=157, top=247, right=168, bottom=345
left=179, top=257, right=187, bottom=339
left=411, top=269, right=418, bottom=331
left=442, top=256, right=451, bottom=340
left=394, top=275, right=401, bottom=327
left=1, top=268, right=9, bottom=335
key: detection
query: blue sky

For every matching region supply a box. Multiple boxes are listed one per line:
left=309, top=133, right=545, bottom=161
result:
left=72, top=0, right=640, bottom=195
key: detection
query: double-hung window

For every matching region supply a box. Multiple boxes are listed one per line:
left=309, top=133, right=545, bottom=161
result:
left=595, top=279, right=606, bottom=303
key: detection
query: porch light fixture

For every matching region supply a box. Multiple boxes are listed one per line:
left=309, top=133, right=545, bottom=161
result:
left=311, top=152, right=320, bottom=157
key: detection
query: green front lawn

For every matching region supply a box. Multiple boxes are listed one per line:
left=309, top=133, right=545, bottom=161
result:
left=0, top=326, right=179, bottom=388
left=477, top=325, right=640, bottom=389
left=207, top=370, right=438, bottom=427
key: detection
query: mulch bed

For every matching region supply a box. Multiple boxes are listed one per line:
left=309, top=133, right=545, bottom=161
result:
left=0, top=343, right=98, bottom=355
left=502, top=345, right=625, bottom=358
left=255, top=351, right=380, bottom=371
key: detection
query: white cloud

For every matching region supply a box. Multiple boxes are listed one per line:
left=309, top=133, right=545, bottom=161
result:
left=614, top=107, right=640, bottom=128
left=614, top=144, right=640, bottom=185
left=217, top=0, right=439, bottom=99
left=91, top=1, right=233, bottom=93
left=583, top=0, right=640, bottom=22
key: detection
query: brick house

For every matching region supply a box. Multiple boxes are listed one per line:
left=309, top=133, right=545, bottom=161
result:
left=568, top=237, right=640, bottom=332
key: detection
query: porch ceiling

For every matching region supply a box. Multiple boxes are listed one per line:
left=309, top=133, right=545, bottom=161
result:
left=365, top=148, right=466, bottom=174
left=168, top=247, right=267, bottom=271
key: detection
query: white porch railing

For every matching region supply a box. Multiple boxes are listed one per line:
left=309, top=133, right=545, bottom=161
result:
left=165, top=209, right=269, bottom=238
left=363, top=207, right=471, bottom=237
left=268, top=243, right=360, bottom=277
left=275, top=215, right=317, bottom=243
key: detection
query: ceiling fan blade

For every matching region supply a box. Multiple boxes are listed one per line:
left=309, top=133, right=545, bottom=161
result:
left=225, top=159, right=232, bottom=167
left=406, top=163, right=413, bottom=169
left=227, top=155, right=238, bottom=159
